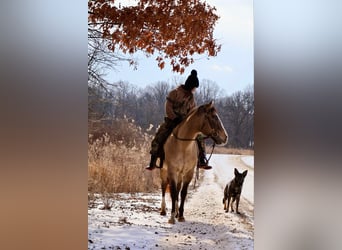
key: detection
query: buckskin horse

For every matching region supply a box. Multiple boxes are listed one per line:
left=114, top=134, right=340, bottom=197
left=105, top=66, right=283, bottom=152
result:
left=159, top=101, right=228, bottom=224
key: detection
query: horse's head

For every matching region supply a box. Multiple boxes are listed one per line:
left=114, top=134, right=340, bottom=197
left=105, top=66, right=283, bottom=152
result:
left=197, top=101, right=228, bottom=145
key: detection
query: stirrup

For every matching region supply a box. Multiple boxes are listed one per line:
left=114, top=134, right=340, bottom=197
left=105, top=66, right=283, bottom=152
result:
left=197, top=159, right=212, bottom=170
left=197, top=155, right=212, bottom=170
left=198, top=164, right=212, bottom=170
left=146, top=155, right=162, bottom=170
left=145, top=165, right=155, bottom=170
left=146, top=164, right=162, bottom=170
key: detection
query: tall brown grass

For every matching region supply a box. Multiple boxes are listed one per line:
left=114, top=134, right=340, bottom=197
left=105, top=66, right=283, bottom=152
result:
left=88, top=119, right=161, bottom=208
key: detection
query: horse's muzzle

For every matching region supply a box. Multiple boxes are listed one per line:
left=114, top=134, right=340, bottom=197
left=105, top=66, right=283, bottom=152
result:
left=212, top=133, right=228, bottom=146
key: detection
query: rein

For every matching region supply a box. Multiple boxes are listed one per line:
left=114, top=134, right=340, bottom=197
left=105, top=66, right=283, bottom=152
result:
left=172, top=131, right=217, bottom=143
left=171, top=132, right=197, bottom=141
left=172, top=132, right=216, bottom=161
left=206, top=141, right=216, bottom=162
left=194, top=140, right=216, bottom=183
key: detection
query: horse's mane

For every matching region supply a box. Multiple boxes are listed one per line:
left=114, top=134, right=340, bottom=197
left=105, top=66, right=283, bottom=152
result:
left=173, top=103, right=213, bottom=133
left=185, top=105, right=199, bottom=118
left=185, top=102, right=216, bottom=120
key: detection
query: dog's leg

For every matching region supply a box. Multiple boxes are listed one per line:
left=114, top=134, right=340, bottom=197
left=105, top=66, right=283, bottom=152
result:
left=226, top=195, right=231, bottom=213
left=231, top=197, right=236, bottom=212
left=236, top=194, right=240, bottom=214
left=223, top=185, right=228, bottom=210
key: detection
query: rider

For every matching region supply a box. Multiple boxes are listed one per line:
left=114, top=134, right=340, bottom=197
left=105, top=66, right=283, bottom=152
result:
left=146, top=69, right=212, bottom=171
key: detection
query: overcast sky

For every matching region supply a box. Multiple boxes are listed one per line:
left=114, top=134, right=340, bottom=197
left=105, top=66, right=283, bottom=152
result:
left=104, top=0, right=254, bottom=96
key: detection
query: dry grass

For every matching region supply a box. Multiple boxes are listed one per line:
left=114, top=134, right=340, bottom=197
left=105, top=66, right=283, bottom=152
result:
left=88, top=122, right=161, bottom=209
left=88, top=118, right=253, bottom=209
left=88, top=134, right=160, bottom=191
left=211, top=146, right=254, bottom=155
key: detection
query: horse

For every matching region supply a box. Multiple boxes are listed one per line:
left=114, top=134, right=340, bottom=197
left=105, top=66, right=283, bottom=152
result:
left=159, top=101, right=228, bottom=224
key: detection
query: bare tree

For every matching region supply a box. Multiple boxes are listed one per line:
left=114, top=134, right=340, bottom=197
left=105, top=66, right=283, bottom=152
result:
left=151, top=81, right=171, bottom=112
left=88, top=29, right=135, bottom=89
left=218, top=86, right=254, bottom=148
left=169, top=76, right=185, bottom=88
left=196, top=79, right=223, bottom=105
left=112, top=81, right=139, bottom=119
left=137, top=82, right=172, bottom=131
left=88, top=28, right=135, bottom=121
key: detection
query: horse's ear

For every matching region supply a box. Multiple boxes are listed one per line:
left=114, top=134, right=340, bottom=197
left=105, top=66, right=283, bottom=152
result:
left=202, top=101, right=215, bottom=113
left=199, top=101, right=215, bottom=114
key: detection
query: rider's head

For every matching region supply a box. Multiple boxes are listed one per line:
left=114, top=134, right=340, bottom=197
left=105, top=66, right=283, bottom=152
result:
left=184, top=69, right=199, bottom=91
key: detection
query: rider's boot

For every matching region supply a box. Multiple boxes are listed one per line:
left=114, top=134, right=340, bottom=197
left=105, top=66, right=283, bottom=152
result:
left=197, top=153, right=212, bottom=170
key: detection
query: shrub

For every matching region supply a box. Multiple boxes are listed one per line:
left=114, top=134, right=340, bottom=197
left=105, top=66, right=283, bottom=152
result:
left=88, top=119, right=161, bottom=207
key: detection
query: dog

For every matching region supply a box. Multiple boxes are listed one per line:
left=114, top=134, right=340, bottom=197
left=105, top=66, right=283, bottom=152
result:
left=223, top=168, right=248, bottom=214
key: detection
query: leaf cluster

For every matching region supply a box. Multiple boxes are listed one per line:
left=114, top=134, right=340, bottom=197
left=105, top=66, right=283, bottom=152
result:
left=88, top=0, right=221, bottom=73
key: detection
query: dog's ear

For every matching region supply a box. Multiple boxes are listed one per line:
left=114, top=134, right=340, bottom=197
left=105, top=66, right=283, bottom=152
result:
left=242, top=170, right=248, bottom=177
left=234, top=168, right=239, bottom=176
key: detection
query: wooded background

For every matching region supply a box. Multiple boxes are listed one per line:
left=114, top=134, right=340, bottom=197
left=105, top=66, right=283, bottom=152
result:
left=88, top=81, right=254, bottom=149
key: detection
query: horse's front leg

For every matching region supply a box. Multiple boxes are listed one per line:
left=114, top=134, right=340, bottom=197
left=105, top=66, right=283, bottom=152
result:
left=178, top=181, right=190, bottom=222
left=160, top=169, right=168, bottom=215
left=168, top=179, right=178, bottom=224
left=175, top=199, right=179, bottom=218
left=174, top=179, right=182, bottom=218
left=160, top=180, right=168, bottom=216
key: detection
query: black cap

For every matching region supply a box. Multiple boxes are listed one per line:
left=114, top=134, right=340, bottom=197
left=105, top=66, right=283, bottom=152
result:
left=184, top=70, right=199, bottom=90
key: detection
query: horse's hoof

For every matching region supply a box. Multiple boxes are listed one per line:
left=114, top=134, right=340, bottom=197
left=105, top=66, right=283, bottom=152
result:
left=178, top=217, right=185, bottom=222
left=168, top=218, right=175, bottom=224
left=160, top=211, right=166, bottom=216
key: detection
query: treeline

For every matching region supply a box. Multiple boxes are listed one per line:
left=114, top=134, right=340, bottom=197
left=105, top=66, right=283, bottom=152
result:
left=88, top=80, right=254, bottom=149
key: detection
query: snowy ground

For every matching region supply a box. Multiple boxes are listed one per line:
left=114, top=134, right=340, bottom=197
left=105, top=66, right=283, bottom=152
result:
left=88, top=154, right=254, bottom=249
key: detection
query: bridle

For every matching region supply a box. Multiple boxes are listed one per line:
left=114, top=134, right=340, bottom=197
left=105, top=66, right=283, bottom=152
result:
left=171, top=108, right=218, bottom=163
left=171, top=109, right=219, bottom=143
left=202, top=111, right=220, bottom=140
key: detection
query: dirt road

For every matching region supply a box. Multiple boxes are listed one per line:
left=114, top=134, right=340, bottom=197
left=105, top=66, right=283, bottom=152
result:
left=88, top=154, right=254, bottom=250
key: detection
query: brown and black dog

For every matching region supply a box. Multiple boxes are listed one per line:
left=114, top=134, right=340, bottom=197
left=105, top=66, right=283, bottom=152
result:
left=223, top=168, right=248, bottom=214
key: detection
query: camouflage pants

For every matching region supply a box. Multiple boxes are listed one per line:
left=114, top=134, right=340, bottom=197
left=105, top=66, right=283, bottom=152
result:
left=150, top=117, right=180, bottom=155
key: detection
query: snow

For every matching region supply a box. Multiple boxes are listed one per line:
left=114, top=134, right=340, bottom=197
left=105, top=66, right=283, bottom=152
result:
left=88, top=154, right=254, bottom=249
left=241, top=156, right=254, bottom=169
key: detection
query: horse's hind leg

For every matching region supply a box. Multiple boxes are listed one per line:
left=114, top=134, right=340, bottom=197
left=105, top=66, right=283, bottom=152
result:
left=178, top=181, right=190, bottom=222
